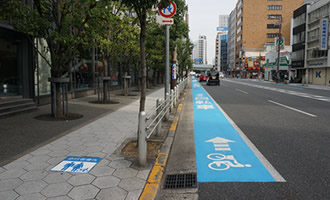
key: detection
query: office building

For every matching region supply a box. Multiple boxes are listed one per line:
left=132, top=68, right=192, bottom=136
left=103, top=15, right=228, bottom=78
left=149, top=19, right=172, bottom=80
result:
left=291, top=4, right=309, bottom=82
left=227, top=9, right=236, bottom=75
left=235, top=0, right=304, bottom=78
left=305, top=0, right=330, bottom=86
left=193, top=35, right=207, bottom=65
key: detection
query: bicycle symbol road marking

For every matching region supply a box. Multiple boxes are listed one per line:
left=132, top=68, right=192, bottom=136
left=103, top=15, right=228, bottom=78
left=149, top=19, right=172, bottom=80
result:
left=207, top=153, right=252, bottom=171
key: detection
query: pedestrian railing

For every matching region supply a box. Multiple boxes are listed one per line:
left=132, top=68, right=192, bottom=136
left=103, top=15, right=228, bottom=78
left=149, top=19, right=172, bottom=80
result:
left=138, top=78, right=188, bottom=166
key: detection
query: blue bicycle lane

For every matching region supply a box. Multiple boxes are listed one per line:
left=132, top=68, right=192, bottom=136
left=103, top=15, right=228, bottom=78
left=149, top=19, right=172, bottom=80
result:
left=192, top=78, right=280, bottom=182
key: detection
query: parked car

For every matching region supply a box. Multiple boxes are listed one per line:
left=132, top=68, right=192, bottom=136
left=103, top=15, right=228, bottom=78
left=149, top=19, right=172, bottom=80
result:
left=206, top=72, right=220, bottom=86
left=219, top=72, right=224, bottom=78
left=199, top=73, right=207, bottom=82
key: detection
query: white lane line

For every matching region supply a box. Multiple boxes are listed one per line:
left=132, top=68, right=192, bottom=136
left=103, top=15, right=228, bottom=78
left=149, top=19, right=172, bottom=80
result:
left=236, top=89, right=249, bottom=94
left=203, top=88, right=285, bottom=182
left=268, top=100, right=317, bottom=118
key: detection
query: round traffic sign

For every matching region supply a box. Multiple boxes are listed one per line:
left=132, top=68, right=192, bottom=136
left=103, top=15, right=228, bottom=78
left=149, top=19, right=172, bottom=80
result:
left=158, top=1, right=177, bottom=18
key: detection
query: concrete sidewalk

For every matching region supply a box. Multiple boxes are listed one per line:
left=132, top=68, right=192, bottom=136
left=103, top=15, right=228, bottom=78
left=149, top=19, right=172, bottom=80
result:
left=0, top=87, right=165, bottom=200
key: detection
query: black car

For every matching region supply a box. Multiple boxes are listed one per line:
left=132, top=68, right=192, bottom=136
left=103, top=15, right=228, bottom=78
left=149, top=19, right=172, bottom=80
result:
left=206, top=72, right=220, bottom=86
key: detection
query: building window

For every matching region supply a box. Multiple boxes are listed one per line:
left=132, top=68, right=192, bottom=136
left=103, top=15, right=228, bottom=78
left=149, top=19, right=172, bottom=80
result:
left=267, top=5, right=282, bottom=10
left=308, top=28, right=319, bottom=41
left=267, top=24, right=281, bottom=29
left=267, top=33, right=279, bottom=38
left=268, top=15, right=282, bottom=20
left=293, top=31, right=305, bottom=44
left=307, top=49, right=328, bottom=59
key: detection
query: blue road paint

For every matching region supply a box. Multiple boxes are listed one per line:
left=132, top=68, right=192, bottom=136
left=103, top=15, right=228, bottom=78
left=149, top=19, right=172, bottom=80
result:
left=192, top=79, right=275, bottom=182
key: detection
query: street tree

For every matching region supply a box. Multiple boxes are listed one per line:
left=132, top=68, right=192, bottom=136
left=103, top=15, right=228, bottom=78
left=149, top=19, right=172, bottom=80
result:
left=86, top=1, right=139, bottom=101
left=177, top=38, right=193, bottom=78
left=119, top=0, right=171, bottom=113
left=0, top=0, right=98, bottom=118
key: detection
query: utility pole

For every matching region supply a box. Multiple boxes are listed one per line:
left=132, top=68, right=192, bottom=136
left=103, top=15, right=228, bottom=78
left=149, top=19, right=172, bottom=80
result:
left=276, top=17, right=282, bottom=83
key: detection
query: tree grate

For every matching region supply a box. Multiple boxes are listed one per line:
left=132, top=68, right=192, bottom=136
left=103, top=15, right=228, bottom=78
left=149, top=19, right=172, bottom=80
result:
left=164, top=173, right=197, bottom=189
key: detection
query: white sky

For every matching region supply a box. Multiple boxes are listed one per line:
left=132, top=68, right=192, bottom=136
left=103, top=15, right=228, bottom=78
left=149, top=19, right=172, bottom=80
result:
left=187, top=0, right=237, bottom=64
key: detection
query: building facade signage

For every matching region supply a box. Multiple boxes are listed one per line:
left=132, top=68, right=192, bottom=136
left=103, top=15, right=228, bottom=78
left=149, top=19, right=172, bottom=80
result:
left=217, top=27, right=228, bottom=32
left=320, top=18, right=328, bottom=50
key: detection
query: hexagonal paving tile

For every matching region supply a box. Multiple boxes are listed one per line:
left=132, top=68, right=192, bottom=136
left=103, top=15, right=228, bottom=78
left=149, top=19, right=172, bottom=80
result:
left=43, top=173, right=71, bottom=184
left=96, top=187, right=127, bottom=200
left=96, top=159, right=110, bottom=166
left=0, top=178, right=23, bottom=192
left=15, top=180, right=47, bottom=195
left=31, top=149, right=51, bottom=156
left=66, top=145, right=87, bottom=152
left=109, top=160, right=132, bottom=169
left=136, top=169, right=151, bottom=180
left=24, top=163, right=50, bottom=171
left=126, top=189, right=143, bottom=200
left=48, top=150, right=69, bottom=157
left=0, top=168, right=27, bottom=179
left=92, top=176, right=120, bottom=189
left=67, top=174, right=95, bottom=186
left=0, top=190, right=19, bottom=200
left=84, top=146, right=103, bottom=153
left=16, top=193, right=46, bottom=200
left=20, top=171, right=48, bottom=181
left=68, top=185, right=99, bottom=200
left=16, top=154, right=33, bottom=162
left=3, top=161, right=29, bottom=170
left=49, top=144, right=69, bottom=151
left=47, top=196, right=72, bottom=200
left=47, top=157, right=66, bottom=165
left=41, top=182, right=73, bottom=198
left=113, top=168, right=138, bottom=179
left=87, top=152, right=106, bottom=158
left=27, top=155, right=51, bottom=163
left=90, top=166, right=115, bottom=177
left=119, top=177, right=146, bottom=192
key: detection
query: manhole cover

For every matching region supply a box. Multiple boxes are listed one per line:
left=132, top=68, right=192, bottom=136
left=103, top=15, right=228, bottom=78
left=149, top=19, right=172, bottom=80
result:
left=164, top=173, right=197, bottom=189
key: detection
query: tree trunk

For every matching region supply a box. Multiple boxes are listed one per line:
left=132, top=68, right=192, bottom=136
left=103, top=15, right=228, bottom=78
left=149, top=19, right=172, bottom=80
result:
left=139, top=12, right=147, bottom=113
left=55, top=82, right=63, bottom=118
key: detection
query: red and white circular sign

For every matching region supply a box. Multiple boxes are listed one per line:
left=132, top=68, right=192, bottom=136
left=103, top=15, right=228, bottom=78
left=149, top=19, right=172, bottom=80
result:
left=158, top=1, right=177, bottom=18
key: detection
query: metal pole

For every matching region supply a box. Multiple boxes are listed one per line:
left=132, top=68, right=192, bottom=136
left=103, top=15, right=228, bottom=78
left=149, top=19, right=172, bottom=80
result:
left=165, top=25, right=170, bottom=99
left=138, top=111, right=147, bottom=166
left=277, top=18, right=282, bottom=83
left=156, top=99, right=162, bottom=136
left=170, top=89, right=174, bottom=112
left=165, top=93, right=170, bottom=121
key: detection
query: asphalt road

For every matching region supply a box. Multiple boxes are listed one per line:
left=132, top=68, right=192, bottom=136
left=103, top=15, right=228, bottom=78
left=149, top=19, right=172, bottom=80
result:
left=199, top=78, right=330, bottom=200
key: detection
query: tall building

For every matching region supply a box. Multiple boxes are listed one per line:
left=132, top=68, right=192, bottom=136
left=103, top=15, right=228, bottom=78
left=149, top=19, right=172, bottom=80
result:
left=235, top=0, right=304, bottom=78
left=219, top=15, right=229, bottom=28
left=227, top=9, right=236, bottom=74
left=193, top=35, right=207, bottom=65
left=215, top=33, right=228, bottom=71
left=291, top=3, right=309, bottom=82
left=305, top=0, right=330, bottom=86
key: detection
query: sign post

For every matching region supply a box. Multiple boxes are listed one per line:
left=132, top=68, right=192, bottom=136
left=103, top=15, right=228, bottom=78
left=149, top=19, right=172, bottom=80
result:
left=158, top=1, right=176, bottom=98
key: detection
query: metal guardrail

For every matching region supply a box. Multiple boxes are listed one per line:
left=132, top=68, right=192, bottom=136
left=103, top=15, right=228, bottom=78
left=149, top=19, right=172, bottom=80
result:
left=138, top=78, right=188, bottom=166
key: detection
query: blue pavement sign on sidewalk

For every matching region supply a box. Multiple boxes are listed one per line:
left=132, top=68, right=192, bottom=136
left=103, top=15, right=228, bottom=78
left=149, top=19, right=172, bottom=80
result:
left=51, top=157, right=102, bottom=173
left=192, top=78, right=275, bottom=182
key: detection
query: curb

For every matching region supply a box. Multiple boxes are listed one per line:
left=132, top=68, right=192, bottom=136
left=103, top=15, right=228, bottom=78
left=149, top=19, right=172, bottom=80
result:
left=139, top=88, right=188, bottom=200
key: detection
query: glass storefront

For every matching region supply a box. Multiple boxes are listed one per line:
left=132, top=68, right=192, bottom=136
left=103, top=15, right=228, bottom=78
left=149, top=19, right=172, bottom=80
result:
left=0, top=36, right=22, bottom=96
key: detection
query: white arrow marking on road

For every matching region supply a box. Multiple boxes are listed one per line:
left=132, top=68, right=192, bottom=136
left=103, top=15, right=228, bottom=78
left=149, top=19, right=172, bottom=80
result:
left=206, top=137, right=235, bottom=151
